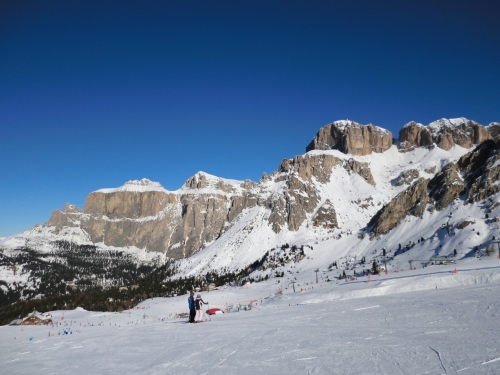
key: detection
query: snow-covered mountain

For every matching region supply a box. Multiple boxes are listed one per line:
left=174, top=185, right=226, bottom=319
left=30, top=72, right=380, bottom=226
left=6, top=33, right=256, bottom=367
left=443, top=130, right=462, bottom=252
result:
left=1, top=117, right=500, bottom=293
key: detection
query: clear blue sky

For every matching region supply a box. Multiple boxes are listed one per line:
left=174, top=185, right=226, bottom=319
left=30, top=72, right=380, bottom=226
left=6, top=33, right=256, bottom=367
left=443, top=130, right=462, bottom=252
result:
left=1, top=0, right=499, bottom=236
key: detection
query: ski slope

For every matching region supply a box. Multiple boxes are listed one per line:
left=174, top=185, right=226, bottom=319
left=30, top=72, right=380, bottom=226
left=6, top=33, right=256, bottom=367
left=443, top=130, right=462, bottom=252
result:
left=2, top=263, right=500, bottom=375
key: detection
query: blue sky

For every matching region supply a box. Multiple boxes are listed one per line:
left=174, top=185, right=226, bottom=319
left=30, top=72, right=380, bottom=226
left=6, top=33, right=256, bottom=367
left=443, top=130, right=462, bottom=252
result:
left=1, top=0, right=499, bottom=236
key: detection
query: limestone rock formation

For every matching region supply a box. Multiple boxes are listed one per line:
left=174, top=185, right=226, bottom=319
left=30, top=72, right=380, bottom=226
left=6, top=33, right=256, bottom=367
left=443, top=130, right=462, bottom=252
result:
left=394, top=169, right=419, bottom=186
left=458, top=139, right=500, bottom=203
left=399, top=118, right=491, bottom=151
left=457, top=220, right=472, bottom=229
left=426, top=138, right=500, bottom=207
left=43, top=147, right=379, bottom=257
left=398, top=122, right=433, bottom=152
left=368, top=178, right=429, bottom=236
left=306, top=120, right=393, bottom=156
left=267, top=153, right=375, bottom=232
left=368, top=137, right=500, bottom=236
left=345, top=159, right=376, bottom=186
left=428, top=163, right=464, bottom=210
left=38, top=118, right=500, bottom=259
left=487, top=122, right=500, bottom=139
left=312, top=200, right=338, bottom=229
left=46, top=176, right=246, bottom=258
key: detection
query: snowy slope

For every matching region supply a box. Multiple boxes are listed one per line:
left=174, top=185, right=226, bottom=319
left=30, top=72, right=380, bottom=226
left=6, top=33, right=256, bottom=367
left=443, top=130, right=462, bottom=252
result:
left=1, top=264, right=500, bottom=374
left=176, top=144, right=486, bottom=279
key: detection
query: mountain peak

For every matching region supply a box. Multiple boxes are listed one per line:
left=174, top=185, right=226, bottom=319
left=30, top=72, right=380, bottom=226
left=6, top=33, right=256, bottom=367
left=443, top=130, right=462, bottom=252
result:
left=306, top=120, right=393, bottom=156
left=399, top=118, right=491, bottom=151
left=182, top=171, right=244, bottom=193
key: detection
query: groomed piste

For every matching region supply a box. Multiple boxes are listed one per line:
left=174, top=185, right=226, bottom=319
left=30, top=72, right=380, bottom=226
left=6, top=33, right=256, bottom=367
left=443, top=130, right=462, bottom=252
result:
left=1, top=261, right=500, bottom=375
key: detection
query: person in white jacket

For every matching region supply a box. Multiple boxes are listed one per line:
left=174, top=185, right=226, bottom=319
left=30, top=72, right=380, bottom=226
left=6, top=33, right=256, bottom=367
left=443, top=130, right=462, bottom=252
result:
left=194, top=294, right=208, bottom=323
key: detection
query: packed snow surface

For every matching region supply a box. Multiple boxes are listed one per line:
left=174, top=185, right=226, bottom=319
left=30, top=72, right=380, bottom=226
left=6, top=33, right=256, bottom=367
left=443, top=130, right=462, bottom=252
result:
left=2, top=263, right=500, bottom=375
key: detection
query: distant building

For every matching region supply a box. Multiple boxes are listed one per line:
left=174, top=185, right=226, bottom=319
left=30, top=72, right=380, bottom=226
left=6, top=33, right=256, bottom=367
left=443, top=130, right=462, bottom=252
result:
left=430, top=257, right=456, bottom=265
left=203, top=283, right=217, bottom=291
left=11, top=311, right=52, bottom=326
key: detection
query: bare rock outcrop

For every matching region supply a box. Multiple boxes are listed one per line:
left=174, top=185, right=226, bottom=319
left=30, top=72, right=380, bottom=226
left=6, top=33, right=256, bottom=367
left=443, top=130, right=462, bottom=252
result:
left=45, top=177, right=254, bottom=258
left=398, top=122, right=433, bottom=152
left=44, top=147, right=382, bottom=255
left=368, top=178, right=429, bottom=236
left=394, top=169, right=419, bottom=186
left=346, top=159, right=376, bottom=186
left=428, top=163, right=464, bottom=210
left=38, top=119, right=500, bottom=259
left=368, top=137, right=500, bottom=237
left=267, top=153, right=377, bottom=233
left=312, top=200, right=338, bottom=229
left=399, top=118, right=491, bottom=151
left=487, top=122, right=500, bottom=139
left=46, top=204, right=84, bottom=234
left=306, top=120, right=393, bottom=156
left=458, top=139, right=500, bottom=203
left=457, top=220, right=472, bottom=229
left=267, top=154, right=338, bottom=233
left=426, top=138, right=500, bottom=208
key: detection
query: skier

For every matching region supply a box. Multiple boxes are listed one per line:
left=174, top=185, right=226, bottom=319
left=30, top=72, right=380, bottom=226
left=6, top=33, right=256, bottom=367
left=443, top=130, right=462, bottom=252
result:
left=194, top=294, right=208, bottom=323
left=188, top=291, right=196, bottom=323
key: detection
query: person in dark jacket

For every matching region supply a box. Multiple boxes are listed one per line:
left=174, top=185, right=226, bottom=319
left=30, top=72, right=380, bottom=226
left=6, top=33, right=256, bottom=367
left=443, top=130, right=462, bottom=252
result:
left=194, top=294, right=208, bottom=322
left=188, top=291, right=196, bottom=323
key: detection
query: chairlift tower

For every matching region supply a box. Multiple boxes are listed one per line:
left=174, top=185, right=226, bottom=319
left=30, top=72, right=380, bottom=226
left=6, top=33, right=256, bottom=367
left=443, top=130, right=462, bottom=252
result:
left=289, top=280, right=297, bottom=293
left=314, top=268, right=319, bottom=284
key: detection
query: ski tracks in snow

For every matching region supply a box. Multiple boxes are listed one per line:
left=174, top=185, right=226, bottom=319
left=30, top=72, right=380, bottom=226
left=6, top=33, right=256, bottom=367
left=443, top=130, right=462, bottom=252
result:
left=218, top=349, right=238, bottom=364
left=457, top=356, right=500, bottom=373
left=354, top=305, right=380, bottom=311
left=429, top=346, right=448, bottom=375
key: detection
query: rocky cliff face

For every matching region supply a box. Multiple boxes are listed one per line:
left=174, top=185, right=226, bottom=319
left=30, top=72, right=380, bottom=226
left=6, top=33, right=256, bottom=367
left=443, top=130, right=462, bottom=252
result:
left=45, top=178, right=242, bottom=258
left=487, top=122, right=500, bottom=139
left=312, top=199, right=338, bottom=229
left=369, top=138, right=500, bottom=236
left=44, top=152, right=377, bottom=258
left=306, top=121, right=393, bottom=156
left=399, top=118, right=491, bottom=152
left=368, top=178, right=429, bottom=236
left=34, top=117, right=499, bottom=262
left=459, top=139, right=500, bottom=203
left=394, top=169, right=419, bottom=187
left=266, top=153, right=375, bottom=233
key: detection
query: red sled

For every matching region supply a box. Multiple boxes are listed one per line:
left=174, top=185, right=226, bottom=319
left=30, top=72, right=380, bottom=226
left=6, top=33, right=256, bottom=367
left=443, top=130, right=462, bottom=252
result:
left=206, top=308, right=224, bottom=315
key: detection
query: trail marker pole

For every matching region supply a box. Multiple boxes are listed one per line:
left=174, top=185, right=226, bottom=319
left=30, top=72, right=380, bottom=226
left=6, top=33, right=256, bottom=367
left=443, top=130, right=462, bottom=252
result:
left=315, top=268, right=319, bottom=284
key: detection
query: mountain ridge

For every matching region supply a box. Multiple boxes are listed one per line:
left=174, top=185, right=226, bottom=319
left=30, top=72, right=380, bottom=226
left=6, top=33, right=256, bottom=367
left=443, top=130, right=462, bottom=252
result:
left=2, top=117, right=499, bottom=288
